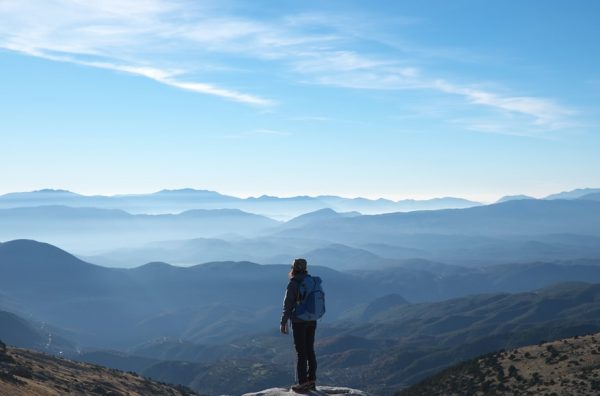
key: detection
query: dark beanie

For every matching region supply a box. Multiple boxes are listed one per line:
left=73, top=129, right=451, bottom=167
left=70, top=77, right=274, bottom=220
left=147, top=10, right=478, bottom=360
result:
left=293, top=258, right=307, bottom=271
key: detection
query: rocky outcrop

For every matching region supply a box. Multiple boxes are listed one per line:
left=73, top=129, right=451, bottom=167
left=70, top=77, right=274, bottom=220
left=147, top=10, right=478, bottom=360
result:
left=0, top=343, right=197, bottom=396
left=243, top=386, right=369, bottom=396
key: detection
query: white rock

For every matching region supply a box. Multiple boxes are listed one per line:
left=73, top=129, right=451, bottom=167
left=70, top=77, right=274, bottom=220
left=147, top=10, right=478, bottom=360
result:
left=241, top=385, right=369, bottom=396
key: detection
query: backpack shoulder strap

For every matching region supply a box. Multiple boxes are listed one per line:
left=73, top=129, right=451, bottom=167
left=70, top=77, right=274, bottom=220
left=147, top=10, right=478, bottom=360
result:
left=293, top=276, right=303, bottom=303
left=294, top=275, right=312, bottom=302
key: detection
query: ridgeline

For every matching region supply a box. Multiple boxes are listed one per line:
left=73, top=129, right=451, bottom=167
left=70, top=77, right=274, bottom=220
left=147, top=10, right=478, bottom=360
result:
left=0, top=340, right=198, bottom=396
left=396, top=332, right=600, bottom=396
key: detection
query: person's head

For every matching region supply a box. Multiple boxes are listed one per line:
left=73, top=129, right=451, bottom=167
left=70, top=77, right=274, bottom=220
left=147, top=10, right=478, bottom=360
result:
left=288, top=258, right=308, bottom=279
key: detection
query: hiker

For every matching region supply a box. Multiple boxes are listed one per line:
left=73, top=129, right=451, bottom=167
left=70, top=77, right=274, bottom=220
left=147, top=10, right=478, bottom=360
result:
left=281, top=258, right=325, bottom=392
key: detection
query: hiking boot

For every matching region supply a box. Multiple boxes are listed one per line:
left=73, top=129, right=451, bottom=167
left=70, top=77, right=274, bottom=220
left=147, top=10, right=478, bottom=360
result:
left=291, top=381, right=312, bottom=393
left=307, top=380, right=316, bottom=390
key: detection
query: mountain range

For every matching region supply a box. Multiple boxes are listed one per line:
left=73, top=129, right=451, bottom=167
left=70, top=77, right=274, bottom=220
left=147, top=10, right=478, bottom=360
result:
left=0, top=205, right=278, bottom=252
left=545, top=187, right=600, bottom=200
left=1, top=186, right=600, bottom=394
left=75, top=282, right=600, bottom=395
left=3, top=239, right=600, bottom=394
left=275, top=200, right=600, bottom=241
left=2, top=187, right=597, bottom=220
left=1, top=195, right=599, bottom=262
left=194, top=282, right=600, bottom=395
left=5, top=259, right=600, bottom=394
left=0, top=188, right=482, bottom=220
left=0, top=240, right=391, bottom=349
left=3, top=239, right=600, bottom=349
left=86, top=231, right=600, bottom=269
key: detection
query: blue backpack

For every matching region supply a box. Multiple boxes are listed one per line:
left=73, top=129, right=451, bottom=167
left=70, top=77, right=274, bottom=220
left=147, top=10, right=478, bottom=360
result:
left=294, top=275, right=326, bottom=321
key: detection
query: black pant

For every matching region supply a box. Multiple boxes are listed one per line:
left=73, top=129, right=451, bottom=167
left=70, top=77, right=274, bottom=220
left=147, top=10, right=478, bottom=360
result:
left=292, top=321, right=317, bottom=383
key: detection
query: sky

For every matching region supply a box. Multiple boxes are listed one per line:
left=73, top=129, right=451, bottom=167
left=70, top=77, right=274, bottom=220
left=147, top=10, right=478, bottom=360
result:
left=0, top=0, right=599, bottom=202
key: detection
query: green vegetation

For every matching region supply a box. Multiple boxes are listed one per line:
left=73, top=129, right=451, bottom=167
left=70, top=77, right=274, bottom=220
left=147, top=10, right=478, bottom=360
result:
left=395, top=332, right=600, bottom=396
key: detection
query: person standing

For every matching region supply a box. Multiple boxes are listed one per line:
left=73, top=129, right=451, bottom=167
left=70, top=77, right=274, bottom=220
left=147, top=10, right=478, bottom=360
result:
left=281, top=258, right=318, bottom=392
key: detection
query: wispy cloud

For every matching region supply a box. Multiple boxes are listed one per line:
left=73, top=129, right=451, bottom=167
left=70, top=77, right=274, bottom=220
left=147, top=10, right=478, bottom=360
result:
left=301, top=62, right=574, bottom=132
left=0, top=0, right=577, bottom=129
left=6, top=45, right=273, bottom=106
left=101, top=63, right=272, bottom=106
left=431, top=80, right=574, bottom=130
left=0, top=0, right=274, bottom=106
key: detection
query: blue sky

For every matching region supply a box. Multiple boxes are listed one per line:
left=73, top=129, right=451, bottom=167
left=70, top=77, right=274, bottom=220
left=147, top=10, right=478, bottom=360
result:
left=0, top=0, right=599, bottom=201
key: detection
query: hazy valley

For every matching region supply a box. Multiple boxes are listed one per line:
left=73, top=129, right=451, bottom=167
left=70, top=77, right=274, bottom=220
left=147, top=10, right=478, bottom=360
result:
left=1, top=187, right=600, bottom=394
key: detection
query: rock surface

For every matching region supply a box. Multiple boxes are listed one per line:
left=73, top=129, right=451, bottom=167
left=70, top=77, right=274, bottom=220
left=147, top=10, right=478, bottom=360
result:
left=0, top=343, right=196, bottom=396
left=242, top=386, right=369, bottom=396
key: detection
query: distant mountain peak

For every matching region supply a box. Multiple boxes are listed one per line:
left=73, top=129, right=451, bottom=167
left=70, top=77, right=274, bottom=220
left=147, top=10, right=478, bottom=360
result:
left=311, top=207, right=337, bottom=214
left=193, top=260, right=260, bottom=270
left=0, top=189, right=80, bottom=198
left=35, top=188, right=77, bottom=194
left=285, top=208, right=360, bottom=228
left=545, top=187, right=600, bottom=200
left=287, top=207, right=338, bottom=220
left=136, top=261, right=175, bottom=270
left=578, top=191, right=600, bottom=201
left=154, top=188, right=222, bottom=195
left=1, top=239, right=69, bottom=254
left=496, top=194, right=536, bottom=203
left=250, top=194, right=315, bottom=201
left=0, top=239, right=97, bottom=270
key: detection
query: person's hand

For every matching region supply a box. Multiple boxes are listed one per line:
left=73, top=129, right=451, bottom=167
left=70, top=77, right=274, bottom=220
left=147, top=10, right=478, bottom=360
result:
left=280, top=323, right=288, bottom=334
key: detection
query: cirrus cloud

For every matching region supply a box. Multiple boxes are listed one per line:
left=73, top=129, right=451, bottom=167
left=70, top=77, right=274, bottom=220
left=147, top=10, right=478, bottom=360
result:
left=0, top=0, right=577, bottom=131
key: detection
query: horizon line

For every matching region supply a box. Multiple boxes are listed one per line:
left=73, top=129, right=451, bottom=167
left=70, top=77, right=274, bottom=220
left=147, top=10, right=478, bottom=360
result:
left=0, top=186, right=597, bottom=204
